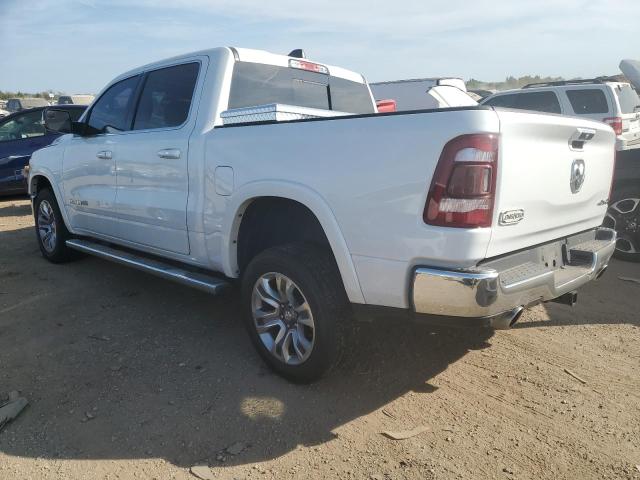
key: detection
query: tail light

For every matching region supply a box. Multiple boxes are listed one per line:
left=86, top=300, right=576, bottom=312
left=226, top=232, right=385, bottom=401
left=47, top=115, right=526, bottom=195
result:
left=424, top=134, right=498, bottom=228
left=603, top=117, right=622, bottom=135
left=376, top=99, right=397, bottom=113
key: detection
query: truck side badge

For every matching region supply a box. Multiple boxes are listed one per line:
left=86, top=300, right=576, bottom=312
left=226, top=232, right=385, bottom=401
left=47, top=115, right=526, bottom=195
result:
left=499, top=209, right=525, bottom=226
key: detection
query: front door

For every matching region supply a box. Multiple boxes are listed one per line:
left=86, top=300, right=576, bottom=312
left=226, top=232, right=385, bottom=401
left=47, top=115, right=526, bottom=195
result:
left=114, top=61, right=201, bottom=255
left=61, top=75, right=141, bottom=236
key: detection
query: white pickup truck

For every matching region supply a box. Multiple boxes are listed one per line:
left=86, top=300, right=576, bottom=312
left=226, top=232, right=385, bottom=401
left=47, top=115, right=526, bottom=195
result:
left=30, top=47, right=617, bottom=382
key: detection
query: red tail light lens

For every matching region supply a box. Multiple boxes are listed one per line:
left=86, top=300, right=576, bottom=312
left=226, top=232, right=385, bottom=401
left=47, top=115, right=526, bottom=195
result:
left=603, top=117, right=622, bottom=135
left=376, top=99, right=397, bottom=113
left=424, top=134, right=498, bottom=228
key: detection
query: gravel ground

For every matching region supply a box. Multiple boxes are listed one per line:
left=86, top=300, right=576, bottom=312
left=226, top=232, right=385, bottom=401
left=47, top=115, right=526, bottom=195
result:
left=1, top=196, right=639, bottom=480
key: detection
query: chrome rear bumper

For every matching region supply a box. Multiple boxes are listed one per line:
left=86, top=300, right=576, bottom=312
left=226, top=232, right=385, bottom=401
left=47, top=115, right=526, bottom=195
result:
left=412, top=228, right=616, bottom=324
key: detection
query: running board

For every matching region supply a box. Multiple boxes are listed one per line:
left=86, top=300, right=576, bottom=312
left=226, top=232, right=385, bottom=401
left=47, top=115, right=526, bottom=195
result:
left=66, top=239, right=229, bottom=295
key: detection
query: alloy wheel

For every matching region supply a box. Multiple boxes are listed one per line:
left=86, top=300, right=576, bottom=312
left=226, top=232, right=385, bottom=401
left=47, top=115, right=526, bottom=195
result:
left=604, top=197, right=640, bottom=255
left=251, top=272, right=315, bottom=365
left=37, top=200, right=57, bottom=253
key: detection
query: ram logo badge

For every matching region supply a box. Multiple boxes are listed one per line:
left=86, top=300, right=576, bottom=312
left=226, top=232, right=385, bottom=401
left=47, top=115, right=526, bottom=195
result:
left=499, top=209, right=525, bottom=226
left=570, top=159, right=586, bottom=194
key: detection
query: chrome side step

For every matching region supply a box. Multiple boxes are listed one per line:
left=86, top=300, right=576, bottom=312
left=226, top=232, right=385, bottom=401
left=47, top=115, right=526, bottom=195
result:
left=66, top=239, right=229, bottom=295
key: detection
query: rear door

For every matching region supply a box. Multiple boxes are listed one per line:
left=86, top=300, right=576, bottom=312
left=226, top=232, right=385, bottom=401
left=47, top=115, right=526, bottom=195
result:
left=113, top=60, right=203, bottom=254
left=487, top=109, right=616, bottom=257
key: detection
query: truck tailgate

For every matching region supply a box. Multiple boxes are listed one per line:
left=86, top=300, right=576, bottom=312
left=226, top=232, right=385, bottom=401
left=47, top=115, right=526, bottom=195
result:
left=487, top=109, right=616, bottom=258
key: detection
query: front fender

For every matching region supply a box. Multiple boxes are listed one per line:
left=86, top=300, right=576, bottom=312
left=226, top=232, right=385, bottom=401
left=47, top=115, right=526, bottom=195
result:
left=222, top=180, right=365, bottom=304
left=28, top=146, right=73, bottom=233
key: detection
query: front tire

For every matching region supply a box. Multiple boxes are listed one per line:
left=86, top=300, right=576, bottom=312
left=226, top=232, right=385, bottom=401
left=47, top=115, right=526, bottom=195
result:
left=33, top=188, right=75, bottom=263
left=241, top=244, right=350, bottom=383
left=604, top=185, right=640, bottom=263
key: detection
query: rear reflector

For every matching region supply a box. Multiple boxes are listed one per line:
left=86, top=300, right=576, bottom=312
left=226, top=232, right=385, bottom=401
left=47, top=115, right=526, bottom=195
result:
left=603, top=117, right=622, bottom=135
left=424, top=134, right=498, bottom=228
left=289, top=59, right=329, bottom=75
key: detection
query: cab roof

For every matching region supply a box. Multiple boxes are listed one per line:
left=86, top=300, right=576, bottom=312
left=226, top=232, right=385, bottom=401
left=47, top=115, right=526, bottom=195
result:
left=114, top=47, right=366, bottom=85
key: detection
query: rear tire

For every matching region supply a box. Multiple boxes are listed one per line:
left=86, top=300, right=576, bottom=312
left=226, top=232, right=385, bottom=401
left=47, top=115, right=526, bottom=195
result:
left=604, top=185, right=640, bottom=263
left=241, top=243, right=350, bottom=383
left=33, top=188, right=75, bottom=263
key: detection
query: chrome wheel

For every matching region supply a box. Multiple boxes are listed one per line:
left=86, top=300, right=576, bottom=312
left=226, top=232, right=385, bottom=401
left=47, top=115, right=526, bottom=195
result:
left=37, top=200, right=57, bottom=253
left=604, top=197, right=640, bottom=255
left=251, top=272, right=315, bottom=365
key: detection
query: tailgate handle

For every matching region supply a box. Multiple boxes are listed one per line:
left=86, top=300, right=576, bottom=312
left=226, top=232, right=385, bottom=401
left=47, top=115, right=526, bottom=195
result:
left=569, top=128, right=596, bottom=151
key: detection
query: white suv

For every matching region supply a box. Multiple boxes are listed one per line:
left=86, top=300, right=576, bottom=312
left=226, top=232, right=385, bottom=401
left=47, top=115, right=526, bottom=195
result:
left=481, top=79, right=640, bottom=152
left=482, top=80, right=640, bottom=263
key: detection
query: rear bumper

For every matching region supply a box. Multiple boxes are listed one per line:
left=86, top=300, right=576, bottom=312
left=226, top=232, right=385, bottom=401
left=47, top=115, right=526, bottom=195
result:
left=411, top=227, right=616, bottom=324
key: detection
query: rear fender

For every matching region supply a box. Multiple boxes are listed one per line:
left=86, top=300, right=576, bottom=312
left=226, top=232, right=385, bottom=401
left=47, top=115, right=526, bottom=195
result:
left=223, top=180, right=365, bottom=304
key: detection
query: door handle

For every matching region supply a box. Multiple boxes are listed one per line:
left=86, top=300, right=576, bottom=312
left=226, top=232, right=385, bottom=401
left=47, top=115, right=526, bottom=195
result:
left=157, top=148, right=181, bottom=159
left=568, top=128, right=596, bottom=151
left=96, top=150, right=113, bottom=160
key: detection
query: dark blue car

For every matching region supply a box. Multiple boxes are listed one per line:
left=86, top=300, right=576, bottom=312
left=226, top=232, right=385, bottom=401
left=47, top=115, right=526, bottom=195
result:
left=0, top=105, right=86, bottom=195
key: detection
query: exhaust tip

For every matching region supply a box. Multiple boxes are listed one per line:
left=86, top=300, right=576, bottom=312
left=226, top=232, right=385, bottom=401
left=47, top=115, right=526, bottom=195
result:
left=596, top=265, right=608, bottom=280
left=509, top=307, right=524, bottom=327
left=490, top=306, right=524, bottom=330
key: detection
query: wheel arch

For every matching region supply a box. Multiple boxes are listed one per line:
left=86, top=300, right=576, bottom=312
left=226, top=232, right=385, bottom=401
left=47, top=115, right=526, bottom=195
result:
left=222, top=181, right=365, bottom=304
left=29, top=172, right=73, bottom=232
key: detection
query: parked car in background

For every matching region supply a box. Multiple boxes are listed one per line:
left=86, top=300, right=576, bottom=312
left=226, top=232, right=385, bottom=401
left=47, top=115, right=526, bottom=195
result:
left=0, top=108, right=10, bottom=118
left=370, top=78, right=477, bottom=111
left=480, top=79, right=640, bottom=150
left=57, top=94, right=95, bottom=105
left=481, top=79, right=640, bottom=261
left=31, top=47, right=616, bottom=382
left=5, top=97, right=50, bottom=113
left=0, top=105, right=86, bottom=195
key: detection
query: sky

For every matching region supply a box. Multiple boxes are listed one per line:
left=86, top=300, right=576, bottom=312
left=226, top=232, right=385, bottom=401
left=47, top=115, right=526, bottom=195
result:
left=1, top=0, right=639, bottom=94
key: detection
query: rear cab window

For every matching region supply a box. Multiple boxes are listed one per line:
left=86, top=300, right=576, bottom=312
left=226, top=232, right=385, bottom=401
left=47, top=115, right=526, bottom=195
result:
left=228, top=61, right=375, bottom=114
left=565, top=88, right=609, bottom=114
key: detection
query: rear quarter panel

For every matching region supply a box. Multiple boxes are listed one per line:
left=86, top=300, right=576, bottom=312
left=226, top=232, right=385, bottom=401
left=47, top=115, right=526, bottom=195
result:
left=204, top=108, right=500, bottom=307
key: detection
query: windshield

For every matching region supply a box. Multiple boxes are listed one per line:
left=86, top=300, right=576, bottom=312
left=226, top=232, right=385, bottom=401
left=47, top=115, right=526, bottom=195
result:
left=228, top=62, right=375, bottom=114
left=616, top=84, right=640, bottom=114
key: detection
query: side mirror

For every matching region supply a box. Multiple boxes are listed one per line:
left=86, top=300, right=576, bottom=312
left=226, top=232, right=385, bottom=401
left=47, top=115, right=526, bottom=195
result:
left=44, top=108, right=72, bottom=134
left=44, top=108, right=87, bottom=136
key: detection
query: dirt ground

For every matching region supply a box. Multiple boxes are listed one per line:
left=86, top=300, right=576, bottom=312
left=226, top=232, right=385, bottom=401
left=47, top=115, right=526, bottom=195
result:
left=0, top=196, right=639, bottom=480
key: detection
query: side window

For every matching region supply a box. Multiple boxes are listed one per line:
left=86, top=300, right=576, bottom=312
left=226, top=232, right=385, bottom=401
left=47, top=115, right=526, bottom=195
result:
left=484, top=94, right=519, bottom=108
left=0, top=110, right=46, bottom=142
left=516, top=91, right=561, bottom=114
left=565, top=89, right=609, bottom=114
left=133, top=63, right=199, bottom=130
left=7, top=100, right=20, bottom=111
left=86, top=75, right=140, bottom=133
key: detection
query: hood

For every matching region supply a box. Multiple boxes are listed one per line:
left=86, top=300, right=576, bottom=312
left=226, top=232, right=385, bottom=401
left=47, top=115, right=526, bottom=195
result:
left=620, top=59, right=640, bottom=90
